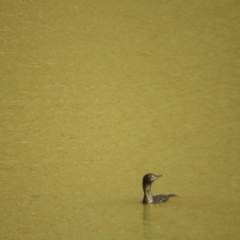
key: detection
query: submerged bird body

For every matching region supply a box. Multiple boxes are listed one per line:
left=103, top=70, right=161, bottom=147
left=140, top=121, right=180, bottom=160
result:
left=142, top=173, right=177, bottom=204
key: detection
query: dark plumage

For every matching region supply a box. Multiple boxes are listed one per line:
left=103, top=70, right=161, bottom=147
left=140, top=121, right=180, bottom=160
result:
left=142, top=173, right=177, bottom=204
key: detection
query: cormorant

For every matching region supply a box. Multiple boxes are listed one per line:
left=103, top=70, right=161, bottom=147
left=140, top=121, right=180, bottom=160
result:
left=142, top=173, right=177, bottom=204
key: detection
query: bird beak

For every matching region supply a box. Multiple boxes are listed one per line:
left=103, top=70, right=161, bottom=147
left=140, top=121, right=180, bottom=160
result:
left=153, top=174, right=162, bottom=181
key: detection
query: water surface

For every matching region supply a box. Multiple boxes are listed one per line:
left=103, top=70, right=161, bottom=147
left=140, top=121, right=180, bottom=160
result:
left=1, top=1, right=240, bottom=239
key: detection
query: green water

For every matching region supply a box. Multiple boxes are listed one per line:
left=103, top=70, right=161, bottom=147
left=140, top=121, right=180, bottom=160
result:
left=1, top=1, right=240, bottom=239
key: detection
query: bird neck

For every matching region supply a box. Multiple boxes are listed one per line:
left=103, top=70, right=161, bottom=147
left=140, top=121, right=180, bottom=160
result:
left=142, top=184, right=154, bottom=203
